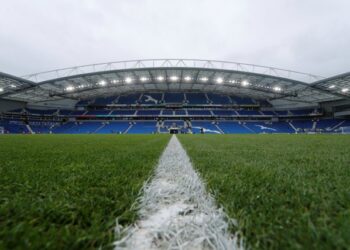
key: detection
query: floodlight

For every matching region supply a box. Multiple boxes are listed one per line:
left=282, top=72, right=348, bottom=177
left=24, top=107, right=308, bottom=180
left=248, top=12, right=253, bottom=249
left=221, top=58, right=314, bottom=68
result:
left=184, top=76, right=191, bottom=81
left=10, top=84, right=16, bottom=88
left=216, top=77, right=224, bottom=84
left=140, top=77, right=148, bottom=82
left=341, top=88, right=349, bottom=93
left=273, top=86, right=282, bottom=92
left=98, top=80, right=106, bottom=86
left=0, top=87, right=3, bottom=92
left=170, top=76, right=179, bottom=81
left=329, top=85, right=336, bottom=89
left=200, top=77, right=208, bottom=82
left=66, top=86, right=75, bottom=91
left=125, top=77, right=133, bottom=83
left=112, top=79, right=117, bottom=84
left=241, top=80, right=249, bottom=86
left=157, top=76, right=164, bottom=81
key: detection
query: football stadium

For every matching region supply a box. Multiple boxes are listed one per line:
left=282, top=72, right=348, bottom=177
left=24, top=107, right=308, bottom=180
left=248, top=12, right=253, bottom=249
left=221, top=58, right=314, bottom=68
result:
left=0, top=59, right=350, bottom=249
left=1, top=59, right=350, bottom=135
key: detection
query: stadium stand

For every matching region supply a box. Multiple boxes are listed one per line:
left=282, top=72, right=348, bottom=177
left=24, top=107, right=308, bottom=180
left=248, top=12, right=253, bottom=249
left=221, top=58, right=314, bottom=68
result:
left=110, top=110, right=136, bottom=116
left=0, top=120, right=29, bottom=133
left=93, top=96, right=117, bottom=105
left=85, top=110, right=111, bottom=116
left=58, top=109, right=73, bottom=116
left=25, top=108, right=57, bottom=115
left=140, top=93, right=163, bottom=104
left=186, top=93, right=208, bottom=104
left=63, top=122, right=102, bottom=134
left=1, top=59, right=349, bottom=134
left=29, top=121, right=57, bottom=133
left=162, top=110, right=174, bottom=115
left=117, top=94, right=140, bottom=104
left=127, top=121, right=157, bottom=134
left=70, top=110, right=86, bottom=116
left=290, top=109, right=315, bottom=116
left=261, top=111, right=276, bottom=116
left=231, top=96, right=255, bottom=105
left=245, top=122, right=295, bottom=133
left=76, top=100, right=90, bottom=107
left=174, top=110, right=187, bottom=116
left=237, top=110, right=262, bottom=116
left=191, top=121, right=221, bottom=134
left=1, top=90, right=348, bottom=134
left=291, top=120, right=314, bottom=132
left=212, top=109, right=237, bottom=116
left=164, top=93, right=184, bottom=103
left=161, top=120, right=182, bottom=130
left=187, top=109, right=212, bottom=116
left=217, top=121, right=252, bottom=134
left=95, top=122, right=130, bottom=134
left=1, top=97, right=348, bottom=134
left=137, top=109, right=161, bottom=116
left=207, top=93, right=231, bottom=104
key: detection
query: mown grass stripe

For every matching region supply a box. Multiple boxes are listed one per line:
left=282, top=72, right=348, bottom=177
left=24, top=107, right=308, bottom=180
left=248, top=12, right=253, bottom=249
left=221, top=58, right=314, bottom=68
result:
left=178, top=134, right=350, bottom=250
left=0, top=134, right=170, bottom=249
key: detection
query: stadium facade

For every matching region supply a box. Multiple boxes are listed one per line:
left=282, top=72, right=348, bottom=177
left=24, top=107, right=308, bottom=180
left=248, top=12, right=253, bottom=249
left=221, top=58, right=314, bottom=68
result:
left=0, top=59, right=350, bottom=134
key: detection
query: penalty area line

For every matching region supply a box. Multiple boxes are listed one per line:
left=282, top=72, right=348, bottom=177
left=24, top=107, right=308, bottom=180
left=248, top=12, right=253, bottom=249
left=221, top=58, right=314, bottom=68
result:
left=114, top=135, right=243, bottom=250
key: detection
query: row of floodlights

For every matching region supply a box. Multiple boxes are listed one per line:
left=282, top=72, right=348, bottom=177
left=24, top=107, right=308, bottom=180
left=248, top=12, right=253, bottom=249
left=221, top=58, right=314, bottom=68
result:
left=328, top=84, right=349, bottom=93
left=0, top=84, right=18, bottom=92
left=64, top=76, right=284, bottom=93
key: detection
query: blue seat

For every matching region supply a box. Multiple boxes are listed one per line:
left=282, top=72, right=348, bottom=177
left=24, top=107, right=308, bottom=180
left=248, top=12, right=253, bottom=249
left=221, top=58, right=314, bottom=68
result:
left=164, top=93, right=184, bottom=103
left=162, top=110, right=174, bottom=115
left=85, top=110, right=111, bottom=115
left=187, top=110, right=211, bottom=116
left=217, top=122, right=252, bottom=134
left=137, top=110, right=161, bottom=116
left=127, top=122, right=157, bottom=134
left=191, top=121, right=221, bottom=134
left=110, top=110, right=136, bottom=116
left=207, top=93, right=231, bottom=104
left=174, top=110, right=186, bottom=115
left=237, top=110, right=261, bottom=116
left=117, top=94, right=141, bottom=104
left=140, top=93, right=163, bottom=104
left=186, top=93, right=208, bottom=104
left=96, top=122, right=130, bottom=134
left=93, top=96, right=118, bottom=105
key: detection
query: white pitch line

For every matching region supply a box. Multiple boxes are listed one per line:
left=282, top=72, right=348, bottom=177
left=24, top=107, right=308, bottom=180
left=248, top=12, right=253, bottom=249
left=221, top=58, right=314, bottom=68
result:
left=114, top=135, right=243, bottom=250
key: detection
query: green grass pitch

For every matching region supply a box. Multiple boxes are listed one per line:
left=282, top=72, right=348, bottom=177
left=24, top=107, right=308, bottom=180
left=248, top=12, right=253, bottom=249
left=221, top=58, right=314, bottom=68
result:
left=1, top=134, right=349, bottom=249
left=178, top=134, right=350, bottom=249
left=0, top=134, right=170, bottom=249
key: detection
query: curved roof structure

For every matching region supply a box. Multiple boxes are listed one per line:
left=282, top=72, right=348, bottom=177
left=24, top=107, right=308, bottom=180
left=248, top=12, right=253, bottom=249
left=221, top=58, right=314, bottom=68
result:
left=0, top=59, right=349, bottom=106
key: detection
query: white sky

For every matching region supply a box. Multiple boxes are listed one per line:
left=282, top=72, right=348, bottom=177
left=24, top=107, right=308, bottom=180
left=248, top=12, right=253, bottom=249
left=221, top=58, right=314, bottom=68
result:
left=0, top=0, right=349, bottom=77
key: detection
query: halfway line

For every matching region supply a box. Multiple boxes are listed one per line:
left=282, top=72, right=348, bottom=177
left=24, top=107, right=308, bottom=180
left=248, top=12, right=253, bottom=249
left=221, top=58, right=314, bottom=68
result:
left=114, top=135, right=243, bottom=250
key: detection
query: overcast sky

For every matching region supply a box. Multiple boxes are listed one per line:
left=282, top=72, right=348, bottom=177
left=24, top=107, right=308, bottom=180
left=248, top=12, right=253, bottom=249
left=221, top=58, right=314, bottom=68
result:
left=0, top=0, right=349, bottom=78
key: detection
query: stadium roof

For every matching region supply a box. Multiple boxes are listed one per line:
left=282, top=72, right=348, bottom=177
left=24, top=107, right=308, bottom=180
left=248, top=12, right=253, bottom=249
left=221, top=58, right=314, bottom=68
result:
left=0, top=59, right=349, bottom=105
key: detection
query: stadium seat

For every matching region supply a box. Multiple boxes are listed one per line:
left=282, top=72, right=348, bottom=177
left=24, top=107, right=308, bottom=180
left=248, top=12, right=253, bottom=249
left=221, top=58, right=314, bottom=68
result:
left=187, top=109, right=211, bottom=116
left=164, top=93, right=185, bottom=103
left=186, top=93, right=208, bottom=104
left=191, top=121, right=221, bottom=134
left=217, top=121, right=252, bottom=134
left=127, top=121, right=157, bottom=134
left=207, top=93, right=231, bottom=104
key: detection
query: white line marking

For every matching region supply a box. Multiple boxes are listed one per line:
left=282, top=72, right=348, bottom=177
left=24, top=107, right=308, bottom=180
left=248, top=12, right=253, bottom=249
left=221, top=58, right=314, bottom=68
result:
left=114, top=135, right=243, bottom=250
